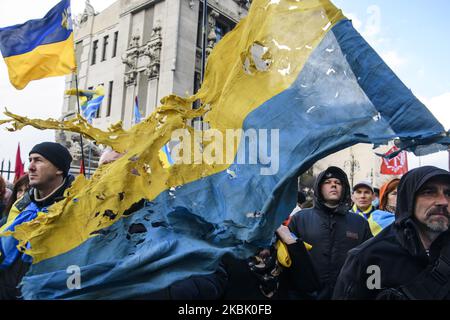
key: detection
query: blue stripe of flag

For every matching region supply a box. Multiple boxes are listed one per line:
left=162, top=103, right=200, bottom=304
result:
left=82, top=95, right=104, bottom=123
left=0, top=0, right=72, bottom=58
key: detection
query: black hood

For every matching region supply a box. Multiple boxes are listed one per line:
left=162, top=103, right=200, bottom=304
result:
left=395, top=166, right=450, bottom=225
left=394, top=166, right=450, bottom=257
left=313, top=166, right=351, bottom=215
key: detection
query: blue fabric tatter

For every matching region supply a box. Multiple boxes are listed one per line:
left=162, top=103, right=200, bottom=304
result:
left=0, top=202, right=47, bottom=268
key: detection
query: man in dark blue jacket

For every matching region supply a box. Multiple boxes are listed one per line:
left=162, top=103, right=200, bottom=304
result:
left=289, top=166, right=372, bottom=299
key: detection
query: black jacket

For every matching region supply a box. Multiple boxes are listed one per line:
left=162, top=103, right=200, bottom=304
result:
left=0, top=201, right=6, bottom=218
left=0, top=175, right=74, bottom=300
left=223, top=240, right=320, bottom=300
left=333, top=166, right=450, bottom=300
left=289, top=167, right=372, bottom=300
left=137, top=265, right=229, bottom=300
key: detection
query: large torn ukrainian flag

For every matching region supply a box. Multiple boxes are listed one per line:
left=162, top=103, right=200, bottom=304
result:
left=1, top=0, right=449, bottom=299
left=0, top=0, right=76, bottom=90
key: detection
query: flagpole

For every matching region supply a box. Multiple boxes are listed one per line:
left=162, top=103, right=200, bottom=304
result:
left=199, top=0, right=208, bottom=130
left=201, top=0, right=208, bottom=83
left=74, top=73, right=86, bottom=175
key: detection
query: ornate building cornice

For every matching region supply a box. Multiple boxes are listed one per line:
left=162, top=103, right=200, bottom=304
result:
left=121, top=24, right=163, bottom=86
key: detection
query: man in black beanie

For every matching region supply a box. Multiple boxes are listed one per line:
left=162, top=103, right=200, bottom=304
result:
left=0, top=142, right=74, bottom=300
left=27, top=142, right=73, bottom=200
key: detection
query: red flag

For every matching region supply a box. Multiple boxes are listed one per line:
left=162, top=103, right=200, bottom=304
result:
left=80, top=159, right=85, bottom=175
left=380, top=146, right=408, bottom=175
left=14, top=143, right=25, bottom=182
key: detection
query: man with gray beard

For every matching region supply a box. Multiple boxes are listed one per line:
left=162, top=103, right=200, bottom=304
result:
left=333, top=166, right=450, bottom=300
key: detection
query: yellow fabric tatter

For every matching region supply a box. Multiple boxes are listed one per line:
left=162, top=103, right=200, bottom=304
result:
left=0, top=0, right=345, bottom=264
left=304, top=242, right=312, bottom=251
left=276, top=240, right=291, bottom=268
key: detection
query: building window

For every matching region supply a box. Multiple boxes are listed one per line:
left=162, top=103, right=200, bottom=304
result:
left=102, top=35, right=109, bottom=61
left=91, top=40, right=98, bottom=65
left=107, top=81, right=113, bottom=117
left=143, top=7, right=155, bottom=43
left=215, top=20, right=232, bottom=43
left=112, top=31, right=118, bottom=58
left=75, top=40, right=83, bottom=64
left=196, top=5, right=204, bottom=49
left=96, top=83, right=104, bottom=118
left=137, top=71, right=148, bottom=116
left=193, top=71, right=202, bottom=109
left=196, top=7, right=236, bottom=49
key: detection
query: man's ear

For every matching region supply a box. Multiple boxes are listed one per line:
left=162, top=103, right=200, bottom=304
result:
left=56, top=169, right=64, bottom=176
left=351, top=194, right=356, bottom=203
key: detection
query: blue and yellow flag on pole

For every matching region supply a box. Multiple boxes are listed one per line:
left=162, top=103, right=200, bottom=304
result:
left=133, top=96, right=142, bottom=125
left=0, top=0, right=76, bottom=90
left=0, top=0, right=449, bottom=299
left=65, top=86, right=105, bottom=123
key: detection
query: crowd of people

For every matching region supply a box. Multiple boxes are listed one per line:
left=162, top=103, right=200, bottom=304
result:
left=0, top=141, right=449, bottom=300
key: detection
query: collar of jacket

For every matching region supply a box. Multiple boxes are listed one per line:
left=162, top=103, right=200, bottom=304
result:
left=314, top=201, right=349, bottom=216
left=28, top=175, right=75, bottom=209
left=394, top=217, right=450, bottom=259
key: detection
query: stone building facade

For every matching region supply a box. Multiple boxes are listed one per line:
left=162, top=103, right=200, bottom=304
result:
left=59, top=0, right=250, bottom=173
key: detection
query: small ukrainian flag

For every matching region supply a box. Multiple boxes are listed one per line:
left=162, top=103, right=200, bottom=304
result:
left=0, top=0, right=76, bottom=90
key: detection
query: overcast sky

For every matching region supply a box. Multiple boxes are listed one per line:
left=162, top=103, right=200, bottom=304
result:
left=0, top=0, right=449, bottom=181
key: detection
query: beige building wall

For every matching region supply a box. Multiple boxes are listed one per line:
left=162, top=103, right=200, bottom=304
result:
left=313, top=143, right=403, bottom=189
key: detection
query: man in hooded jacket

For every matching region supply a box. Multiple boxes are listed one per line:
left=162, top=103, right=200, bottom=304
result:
left=333, top=166, right=450, bottom=300
left=289, top=166, right=372, bottom=300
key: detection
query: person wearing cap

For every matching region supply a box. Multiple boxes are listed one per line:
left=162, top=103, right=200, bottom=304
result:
left=333, top=166, right=450, bottom=300
left=351, top=180, right=376, bottom=219
left=289, top=166, right=372, bottom=300
left=0, top=142, right=73, bottom=300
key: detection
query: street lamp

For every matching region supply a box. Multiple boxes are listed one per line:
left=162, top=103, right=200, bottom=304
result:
left=344, top=151, right=360, bottom=187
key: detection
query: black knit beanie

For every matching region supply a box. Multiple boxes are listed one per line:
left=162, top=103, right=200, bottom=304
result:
left=29, top=142, right=73, bottom=177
